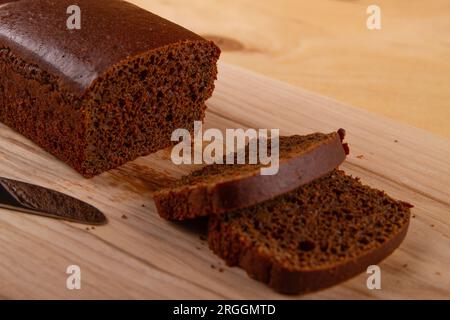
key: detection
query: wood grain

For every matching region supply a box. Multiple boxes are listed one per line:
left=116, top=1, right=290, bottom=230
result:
left=129, top=0, right=450, bottom=139
left=0, top=63, right=449, bottom=299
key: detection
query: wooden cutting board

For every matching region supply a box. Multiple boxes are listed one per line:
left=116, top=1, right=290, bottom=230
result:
left=0, top=63, right=449, bottom=299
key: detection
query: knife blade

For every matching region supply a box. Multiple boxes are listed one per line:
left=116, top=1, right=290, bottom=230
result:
left=0, top=177, right=107, bottom=225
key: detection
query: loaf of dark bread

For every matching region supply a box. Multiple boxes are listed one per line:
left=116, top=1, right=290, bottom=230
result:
left=208, top=170, right=412, bottom=294
left=154, top=131, right=348, bottom=220
left=0, top=0, right=220, bottom=177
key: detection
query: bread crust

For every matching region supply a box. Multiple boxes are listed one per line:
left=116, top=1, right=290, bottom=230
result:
left=154, top=132, right=347, bottom=220
left=0, top=0, right=204, bottom=94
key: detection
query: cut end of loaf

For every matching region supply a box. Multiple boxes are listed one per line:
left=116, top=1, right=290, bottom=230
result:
left=79, top=40, right=221, bottom=177
left=208, top=170, right=411, bottom=295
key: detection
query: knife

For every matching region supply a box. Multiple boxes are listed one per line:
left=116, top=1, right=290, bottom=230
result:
left=0, top=177, right=107, bottom=225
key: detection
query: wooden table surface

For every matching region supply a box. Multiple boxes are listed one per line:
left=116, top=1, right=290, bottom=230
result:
left=130, top=0, right=450, bottom=139
left=1, top=63, right=449, bottom=299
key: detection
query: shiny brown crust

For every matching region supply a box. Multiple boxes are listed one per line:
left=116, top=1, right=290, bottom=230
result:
left=0, top=0, right=204, bottom=94
left=154, top=132, right=347, bottom=220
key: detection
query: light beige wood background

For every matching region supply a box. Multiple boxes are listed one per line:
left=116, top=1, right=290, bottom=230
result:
left=0, top=63, right=449, bottom=299
left=130, top=0, right=450, bottom=138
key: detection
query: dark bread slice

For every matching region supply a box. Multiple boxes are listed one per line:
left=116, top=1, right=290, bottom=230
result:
left=154, top=131, right=348, bottom=220
left=208, top=170, right=412, bottom=294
